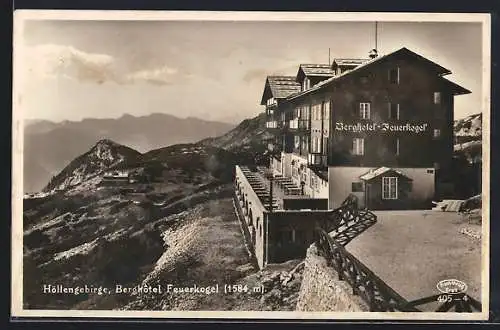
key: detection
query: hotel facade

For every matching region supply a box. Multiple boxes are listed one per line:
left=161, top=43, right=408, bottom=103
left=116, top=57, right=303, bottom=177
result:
left=262, top=47, right=470, bottom=210
left=233, top=47, right=470, bottom=268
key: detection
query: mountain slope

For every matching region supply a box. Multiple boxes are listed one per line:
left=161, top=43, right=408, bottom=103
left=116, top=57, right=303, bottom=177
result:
left=198, top=113, right=272, bottom=153
left=24, top=113, right=235, bottom=193
left=453, top=112, right=482, bottom=164
left=454, top=113, right=482, bottom=138
left=43, top=139, right=142, bottom=192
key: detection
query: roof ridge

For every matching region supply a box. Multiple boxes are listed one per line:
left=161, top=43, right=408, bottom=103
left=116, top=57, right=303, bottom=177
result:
left=300, top=63, right=331, bottom=66
left=287, top=47, right=457, bottom=100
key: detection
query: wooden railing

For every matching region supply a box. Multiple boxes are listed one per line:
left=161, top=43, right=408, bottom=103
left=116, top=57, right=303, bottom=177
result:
left=322, top=194, right=377, bottom=235
left=316, top=227, right=419, bottom=312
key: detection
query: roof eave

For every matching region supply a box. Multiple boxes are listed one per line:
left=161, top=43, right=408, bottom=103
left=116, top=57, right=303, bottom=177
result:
left=260, top=78, right=271, bottom=105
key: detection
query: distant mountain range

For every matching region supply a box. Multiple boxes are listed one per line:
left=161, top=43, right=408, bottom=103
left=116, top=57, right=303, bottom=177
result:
left=24, top=113, right=235, bottom=193
left=34, top=112, right=270, bottom=194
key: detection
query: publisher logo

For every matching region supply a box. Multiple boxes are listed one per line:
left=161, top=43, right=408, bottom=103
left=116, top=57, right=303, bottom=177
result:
left=436, top=279, right=468, bottom=294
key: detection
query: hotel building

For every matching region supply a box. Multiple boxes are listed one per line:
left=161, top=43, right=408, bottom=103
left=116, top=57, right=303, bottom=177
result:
left=262, top=47, right=470, bottom=210
left=234, top=47, right=470, bottom=268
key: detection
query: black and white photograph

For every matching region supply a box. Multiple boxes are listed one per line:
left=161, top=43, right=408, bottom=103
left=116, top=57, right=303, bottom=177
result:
left=12, top=11, right=490, bottom=320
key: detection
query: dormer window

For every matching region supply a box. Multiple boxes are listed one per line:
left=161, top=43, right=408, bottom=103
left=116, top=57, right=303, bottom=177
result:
left=302, top=78, right=310, bottom=91
left=266, top=97, right=276, bottom=106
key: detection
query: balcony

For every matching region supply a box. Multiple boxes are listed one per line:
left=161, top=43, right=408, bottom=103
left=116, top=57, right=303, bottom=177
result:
left=289, top=119, right=309, bottom=134
left=308, top=153, right=327, bottom=168
left=266, top=121, right=279, bottom=129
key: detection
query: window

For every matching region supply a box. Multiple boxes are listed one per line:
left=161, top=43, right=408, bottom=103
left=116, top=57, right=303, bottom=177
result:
left=323, top=101, right=331, bottom=120
left=352, top=138, right=364, bottom=155
left=434, top=92, right=441, bottom=104
left=311, top=136, right=321, bottom=153
left=312, top=103, right=322, bottom=120
left=359, top=103, right=371, bottom=119
left=301, top=105, right=310, bottom=120
left=389, top=67, right=399, bottom=84
left=434, top=129, right=441, bottom=138
left=301, top=136, right=309, bottom=153
left=427, top=169, right=435, bottom=174
left=388, top=103, right=400, bottom=120
left=294, top=135, right=300, bottom=149
left=392, top=138, right=400, bottom=155
left=302, top=78, right=310, bottom=91
left=352, top=182, right=363, bottom=192
left=382, top=177, right=398, bottom=199
left=322, top=137, right=329, bottom=155
left=387, top=137, right=399, bottom=155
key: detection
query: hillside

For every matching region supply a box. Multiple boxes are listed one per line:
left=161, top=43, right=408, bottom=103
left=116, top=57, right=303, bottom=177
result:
left=43, top=139, right=142, bottom=192
left=23, top=134, right=300, bottom=311
left=454, top=113, right=482, bottom=139
left=453, top=112, right=482, bottom=164
left=199, top=113, right=273, bottom=153
left=24, top=113, right=235, bottom=193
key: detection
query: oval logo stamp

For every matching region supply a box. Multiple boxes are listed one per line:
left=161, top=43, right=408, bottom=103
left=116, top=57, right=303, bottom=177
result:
left=436, top=279, right=468, bottom=294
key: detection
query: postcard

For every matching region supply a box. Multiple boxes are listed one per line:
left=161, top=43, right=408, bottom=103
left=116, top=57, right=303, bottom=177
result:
left=12, top=10, right=491, bottom=320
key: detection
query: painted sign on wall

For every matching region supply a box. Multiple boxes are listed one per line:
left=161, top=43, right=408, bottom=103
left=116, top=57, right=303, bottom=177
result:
left=335, top=122, right=429, bottom=134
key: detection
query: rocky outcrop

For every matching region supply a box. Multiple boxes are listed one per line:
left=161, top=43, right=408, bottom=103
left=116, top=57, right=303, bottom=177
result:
left=296, top=245, right=368, bottom=312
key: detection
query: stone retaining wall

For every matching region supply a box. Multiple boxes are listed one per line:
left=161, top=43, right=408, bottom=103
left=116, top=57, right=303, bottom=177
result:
left=296, top=244, right=369, bottom=312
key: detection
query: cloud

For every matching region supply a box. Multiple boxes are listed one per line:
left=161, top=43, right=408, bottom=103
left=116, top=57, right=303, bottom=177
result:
left=242, top=69, right=268, bottom=83
left=23, top=44, right=182, bottom=86
left=242, top=63, right=300, bottom=84
left=24, top=44, right=116, bottom=84
left=125, top=65, right=179, bottom=85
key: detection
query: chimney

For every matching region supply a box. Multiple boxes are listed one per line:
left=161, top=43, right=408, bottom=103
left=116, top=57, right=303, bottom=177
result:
left=369, top=48, right=378, bottom=59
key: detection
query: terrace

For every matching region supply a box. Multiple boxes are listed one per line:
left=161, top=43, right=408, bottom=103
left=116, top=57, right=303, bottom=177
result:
left=238, top=165, right=325, bottom=211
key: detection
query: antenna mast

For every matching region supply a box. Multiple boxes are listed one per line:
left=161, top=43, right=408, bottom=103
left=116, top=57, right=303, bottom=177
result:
left=375, top=21, right=378, bottom=51
left=328, top=48, right=331, bottom=66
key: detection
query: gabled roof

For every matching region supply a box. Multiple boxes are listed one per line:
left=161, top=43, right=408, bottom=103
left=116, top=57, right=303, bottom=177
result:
left=359, top=167, right=413, bottom=182
left=260, top=76, right=301, bottom=105
left=287, top=47, right=460, bottom=101
left=331, top=58, right=369, bottom=68
left=298, top=64, right=335, bottom=77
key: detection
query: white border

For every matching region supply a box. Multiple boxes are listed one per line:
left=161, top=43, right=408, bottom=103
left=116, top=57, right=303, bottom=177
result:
left=11, top=10, right=491, bottom=321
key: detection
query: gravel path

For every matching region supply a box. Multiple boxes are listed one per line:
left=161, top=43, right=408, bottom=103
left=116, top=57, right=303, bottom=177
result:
left=345, top=210, right=482, bottom=308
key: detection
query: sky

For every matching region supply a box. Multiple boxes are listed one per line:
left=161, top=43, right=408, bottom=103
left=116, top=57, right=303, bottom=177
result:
left=19, top=18, right=484, bottom=124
